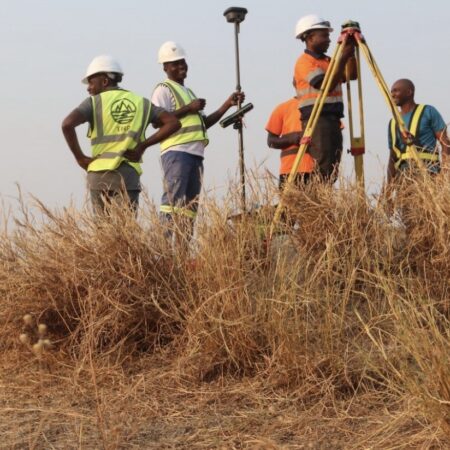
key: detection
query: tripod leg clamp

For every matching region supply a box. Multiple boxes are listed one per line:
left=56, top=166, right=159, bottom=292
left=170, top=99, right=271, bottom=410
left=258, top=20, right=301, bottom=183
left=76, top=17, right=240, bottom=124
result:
left=300, top=136, right=312, bottom=145
left=350, top=146, right=365, bottom=156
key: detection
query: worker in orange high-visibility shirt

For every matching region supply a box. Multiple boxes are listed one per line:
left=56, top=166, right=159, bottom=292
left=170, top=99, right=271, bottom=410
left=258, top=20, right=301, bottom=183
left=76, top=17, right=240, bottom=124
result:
left=293, top=14, right=356, bottom=182
left=266, top=80, right=315, bottom=188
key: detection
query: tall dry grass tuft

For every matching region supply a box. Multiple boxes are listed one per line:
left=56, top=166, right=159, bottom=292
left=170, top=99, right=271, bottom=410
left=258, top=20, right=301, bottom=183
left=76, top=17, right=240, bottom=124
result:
left=0, top=198, right=190, bottom=362
left=0, top=173, right=449, bottom=447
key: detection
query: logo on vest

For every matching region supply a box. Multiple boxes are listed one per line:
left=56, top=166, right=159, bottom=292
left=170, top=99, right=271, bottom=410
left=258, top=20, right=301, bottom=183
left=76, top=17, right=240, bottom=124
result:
left=111, top=99, right=137, bottom=124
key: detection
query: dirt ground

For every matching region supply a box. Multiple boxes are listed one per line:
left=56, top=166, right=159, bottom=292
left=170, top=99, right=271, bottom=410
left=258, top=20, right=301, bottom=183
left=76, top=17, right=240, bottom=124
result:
left=1, top=350, right=445, bottom=449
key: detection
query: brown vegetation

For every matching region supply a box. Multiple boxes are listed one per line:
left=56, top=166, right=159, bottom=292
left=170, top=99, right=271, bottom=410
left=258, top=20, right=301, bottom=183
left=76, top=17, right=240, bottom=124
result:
left=0, top=174, right=449, bottom=448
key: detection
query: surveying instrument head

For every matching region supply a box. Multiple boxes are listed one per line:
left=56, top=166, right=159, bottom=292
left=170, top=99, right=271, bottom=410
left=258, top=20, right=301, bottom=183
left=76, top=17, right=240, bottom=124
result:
left=223, top=6, right=248, bottom=24
left=341, top=20, right=361, bottom=32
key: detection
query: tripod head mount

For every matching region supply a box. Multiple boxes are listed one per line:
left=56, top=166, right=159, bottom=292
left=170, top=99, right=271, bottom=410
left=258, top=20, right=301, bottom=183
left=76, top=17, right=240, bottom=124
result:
left=341, top=20, right=361, bottom=32
left=223, top=7, right=248, bottom=24
left=339, top=20, right=363, bottom=44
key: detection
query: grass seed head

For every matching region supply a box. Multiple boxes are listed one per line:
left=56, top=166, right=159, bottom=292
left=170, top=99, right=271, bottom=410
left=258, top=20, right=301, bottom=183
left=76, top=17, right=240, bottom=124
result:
left=19, top=333, right=29, bottom=344
left=32, top=342, right=43, bottom=355
left=23, top=314, right=33, bottom=326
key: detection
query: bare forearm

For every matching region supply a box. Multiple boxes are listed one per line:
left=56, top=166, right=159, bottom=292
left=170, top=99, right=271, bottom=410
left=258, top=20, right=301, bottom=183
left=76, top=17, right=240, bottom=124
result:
left=328, top=59, right=349, bottom=91
left=268, top=132, right=301, bottom=149
left=440, top=136, right=450, bottom=163
left=61, top=125, right=87, bottom=160
left=61, top=114, right=93, bottom=171
left=122, top=113, right=180, bottom=162
left=204, top=102, right=231, bottom=129
left=327, top=43, right=356, bottom=90
left=436, top=129, right=450, bottom=170
left=173, top=105, right=194, bottom=119
left=442, top=145, right=450, bottom=170
left=344, top=56, right=358, bottom=81
left=142, top=118, right=180, bottom=149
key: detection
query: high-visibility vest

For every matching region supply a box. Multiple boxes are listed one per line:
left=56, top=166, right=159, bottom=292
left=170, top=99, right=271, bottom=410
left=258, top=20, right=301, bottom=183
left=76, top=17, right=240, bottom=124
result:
left=87, top=89, right=151, bottom=174
left=158, top=80, right=208, bottom=153
left=295, top=53, right=343, bottom=114
left=389, top=104, right=439, bottom=169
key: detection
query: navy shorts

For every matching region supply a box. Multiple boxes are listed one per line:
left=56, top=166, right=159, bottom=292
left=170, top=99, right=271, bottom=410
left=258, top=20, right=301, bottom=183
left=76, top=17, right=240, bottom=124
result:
left=160, top=151, right=204, bottom=218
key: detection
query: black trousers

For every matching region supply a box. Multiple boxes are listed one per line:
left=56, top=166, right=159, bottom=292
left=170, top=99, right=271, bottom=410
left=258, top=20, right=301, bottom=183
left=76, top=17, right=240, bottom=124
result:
left=302, top=115, right=343, bottom=182
left=278, top=173, right=311, bottom=190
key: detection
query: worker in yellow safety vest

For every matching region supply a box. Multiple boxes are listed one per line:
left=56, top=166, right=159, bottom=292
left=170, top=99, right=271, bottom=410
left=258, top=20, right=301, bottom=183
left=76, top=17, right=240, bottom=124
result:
left=152, top=41, right=245, bottom=236
left=387, top=78, right=450, bottom=180
left=62, top=55, right=180, bottom=213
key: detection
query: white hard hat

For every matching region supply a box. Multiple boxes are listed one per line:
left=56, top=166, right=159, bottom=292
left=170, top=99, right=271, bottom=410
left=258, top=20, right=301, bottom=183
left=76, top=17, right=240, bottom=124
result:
left=295, top=14, right=333, bottom=40
left=158, top=41, right=186, bottom=64
left=82, top=55, right=123, bottom=84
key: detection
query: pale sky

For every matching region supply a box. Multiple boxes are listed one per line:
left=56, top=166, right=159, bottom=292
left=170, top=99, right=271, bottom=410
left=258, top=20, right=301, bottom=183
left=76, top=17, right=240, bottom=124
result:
left=1, top=0, right=449, bottom=213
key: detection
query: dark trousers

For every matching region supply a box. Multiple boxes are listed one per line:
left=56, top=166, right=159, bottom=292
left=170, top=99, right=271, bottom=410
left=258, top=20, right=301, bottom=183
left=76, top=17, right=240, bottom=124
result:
left=302, top=115, right=343, bottom=182
left=90, top=189, right=139, bottom=215
left=279, top=173, right=311, bottom=190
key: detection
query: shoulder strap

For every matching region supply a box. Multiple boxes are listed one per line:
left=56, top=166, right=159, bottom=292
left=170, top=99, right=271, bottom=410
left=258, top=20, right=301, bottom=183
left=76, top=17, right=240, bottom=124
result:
left=409, top=104, right=426, bottom=142
left=158, top=81, right=187, bottom=108
left=389, top=118, right=402, bottom=159
left=186, top=88, right=197, bottom=100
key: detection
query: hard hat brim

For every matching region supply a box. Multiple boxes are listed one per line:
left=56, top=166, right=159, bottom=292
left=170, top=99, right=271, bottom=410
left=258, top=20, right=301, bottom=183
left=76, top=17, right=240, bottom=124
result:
left=295, top=23, right=333, bottom=39
left=159, top=56, right=186, bottom=64
left=81, top=71, right=122, bottom=84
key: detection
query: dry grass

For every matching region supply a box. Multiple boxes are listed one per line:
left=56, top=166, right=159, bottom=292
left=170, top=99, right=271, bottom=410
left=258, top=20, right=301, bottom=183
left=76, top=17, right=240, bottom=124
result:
left=0, top=173, right=449, bottom=449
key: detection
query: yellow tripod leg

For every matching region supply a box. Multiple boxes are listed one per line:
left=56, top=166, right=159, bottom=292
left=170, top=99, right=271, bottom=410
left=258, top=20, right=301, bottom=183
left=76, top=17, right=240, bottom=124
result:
left=345, top=45, right=365, bottom=186
left=356, top=38, right=424, bottom=170
left=269, top=37, right=347, bottom=239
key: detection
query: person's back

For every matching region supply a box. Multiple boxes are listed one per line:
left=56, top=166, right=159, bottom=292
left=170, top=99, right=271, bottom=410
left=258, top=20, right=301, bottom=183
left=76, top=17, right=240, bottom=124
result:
left=61, top=55, right=180, bottom=214
left=266, top=96, right=314, bottom=187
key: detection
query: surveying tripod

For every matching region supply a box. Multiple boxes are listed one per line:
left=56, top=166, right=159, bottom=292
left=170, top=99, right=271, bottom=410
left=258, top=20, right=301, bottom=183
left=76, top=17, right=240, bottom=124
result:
left=269, top=20, right=425, bottom=238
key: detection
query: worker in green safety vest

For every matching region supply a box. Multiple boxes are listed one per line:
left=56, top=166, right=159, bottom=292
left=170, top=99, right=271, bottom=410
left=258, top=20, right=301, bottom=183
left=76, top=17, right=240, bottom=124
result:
left=62, top=55, right=180, bottom=214
left=387, top=78, right=450, bottom=181
left=152, top=41, right=245, bottom=239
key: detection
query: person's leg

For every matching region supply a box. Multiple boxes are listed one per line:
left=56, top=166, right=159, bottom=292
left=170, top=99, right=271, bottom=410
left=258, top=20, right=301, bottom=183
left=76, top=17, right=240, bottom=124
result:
left=160, top=152, right=198, bottom=251
left=277, top=173, right=308, bottom=229
left=327, top=117, right=343, bottom=182
left=278, top=174, right=288, bottom=190
left=304, top=116, right=343, bottom=182
left=279, top=173, right=310, bottom=191
left=90, top=190, right=107, bottom=215
left=160, top=152, right=190, bottom=220
left=303, top=117, right=328, bottom=179
left=126, top=190, right=140, bottom=214
left=185, top=155, right=204, bottom=217
left=174, top=155, right=203, bottom=242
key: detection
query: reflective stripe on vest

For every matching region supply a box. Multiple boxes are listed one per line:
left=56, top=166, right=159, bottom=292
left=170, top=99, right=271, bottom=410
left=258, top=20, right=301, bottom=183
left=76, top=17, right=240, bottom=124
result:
left=389, top=104, right=439, bottom=169
left=160, top=204, right=197, bottom=219
left=159, top=80, right=208, bottom=153
left=296, top=85, right=343, bottom=110
left=296, top=81, right=342, bottom=111
left=87, top=90, right=151, bottom=174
